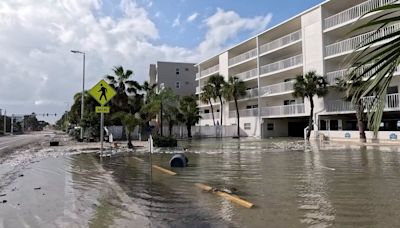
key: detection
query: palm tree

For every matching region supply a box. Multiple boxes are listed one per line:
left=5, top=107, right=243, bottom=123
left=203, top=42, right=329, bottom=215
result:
left=348, top=3, right=400, bottom=135
left=105, top=66, right=141, bottom=112
left=336, top=77, right=367, bottom=143
left=223, top=76, right=247, bottom=138
left=293, top=71, right=328, bottom=140
left=178, top=95, right=201, bottom=138
left=207, top=75, right=226, bottom=125
left=200, top=84, right=216, bottom=126
left=112, top=112, right=139, bottom=148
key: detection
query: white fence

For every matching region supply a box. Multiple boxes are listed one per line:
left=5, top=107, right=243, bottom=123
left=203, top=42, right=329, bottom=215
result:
left=200, top=64, right=219, bottom=77
left=228, top=48, right=257, bottom=66
left=325, top=93, right=400, bottom=112
left=234, top=68, right=258, bottom=81
left=260, top=54, right=302, bottom=75
left=260, top=80, right=295, bottom=96
left=259, top=30, right=302, bottom=54
left=261, top=103, right=305, bottom=117
left=324, top=0, right=396, bottom=29
left=229, top=108, right=258, bottom=118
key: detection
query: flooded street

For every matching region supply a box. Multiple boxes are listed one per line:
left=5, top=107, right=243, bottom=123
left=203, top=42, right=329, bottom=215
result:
left=1, top=138, right=400, bottom=227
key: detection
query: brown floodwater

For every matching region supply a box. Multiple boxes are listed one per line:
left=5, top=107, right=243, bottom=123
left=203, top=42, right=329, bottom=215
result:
left=1, top=138, right=400, bottom=227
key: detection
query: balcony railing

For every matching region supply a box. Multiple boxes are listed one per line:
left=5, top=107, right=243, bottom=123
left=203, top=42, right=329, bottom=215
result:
left=201, top=112, right=220, bottom=120
left=200, top=64, right=219, bottom=77
left=196, top=73, right=200, bottom=79
left=324, top=0, right=396, bottom=30
left=239, top=88, right=258, bottom=100
left=325, top=93, right=400, bottom=112
left=228, top=48, right=257, bottom=66
left=233, top=68, right=258, bottom=81
left=229, top=108, right=258, bottom=118
left=260, top=54, right=303, bottom=76
left=325, top=23, right=400, bottom=57
left=259, top=30, right=302, bottom=54
left=196, top=86, right=201, bottom=94
left=260, top=80, right=295, bottom=96
left=261, top=103, right=305, bottom=117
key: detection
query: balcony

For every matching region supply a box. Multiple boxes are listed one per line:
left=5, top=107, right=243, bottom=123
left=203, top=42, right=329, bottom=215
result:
left=200, top=64, right=219, bottom=78
left=261, top=103, right=305, bottom=117
left=229, top=108, right=258, bottom=118
left=239, top=88, right=258, bottom=100
left=325, top=23, right=400, bottom=58
left=228, top=48, right=257, bottom=66
left=259, top=30, right=302, bottom=55
left=325, top=93, right=400, bottom=112
left=260, top=54, right=302, bottom=76
left=260, top=80, right=295, bottom=97
left=196, top=86, right=201, bottom=94
left=201, top=112, right=220, bottom=120
left=233, top=68, right=258, bottom=81
left=324, top=0, right=396, bottom=30
left=196, top=73, right=200, bottom=80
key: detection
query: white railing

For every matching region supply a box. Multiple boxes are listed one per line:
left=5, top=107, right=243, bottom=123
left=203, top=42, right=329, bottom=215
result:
left=229, top=108, right=258, bottom=118
left=240, top=88, right=258, bottom=100
left=228, top=48, right=257, bottom=66
left=261, top=103, right=305, bottom=117
left=200, top=64, right=219, bottom=77
left=259, top=30, right=302, bottom=54
left=233, top=68, right=258, bottom=81
left=325, top=23, right=400, bottom=57
left=196, top=72, right=200, bottom=79
left=201, top=112, right=220, bottom=120
left=260, top=80, right=295, bottom=96
left=324, top=0, right=396, bottom=29
left=196, top=86, right=201, bottom=94
left=260, top=54, right=303, bottom=75
left=325, top=93, right=400, bottom=112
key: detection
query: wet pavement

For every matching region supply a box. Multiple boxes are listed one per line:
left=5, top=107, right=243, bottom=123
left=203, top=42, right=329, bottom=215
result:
left=1, top=137, right=400, bottom=227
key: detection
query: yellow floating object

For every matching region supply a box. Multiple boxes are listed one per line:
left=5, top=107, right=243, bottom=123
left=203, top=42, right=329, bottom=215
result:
left=152, top=165, right=177, bottom=176
left=195, top=183, right=254, bottom=209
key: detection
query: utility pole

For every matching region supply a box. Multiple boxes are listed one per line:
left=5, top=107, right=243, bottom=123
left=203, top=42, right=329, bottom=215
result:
left=3, top=110, right=6, bottom=134
left=71, top=50, right=86, bottom=141
left=10, top=114, right=14, bottom=135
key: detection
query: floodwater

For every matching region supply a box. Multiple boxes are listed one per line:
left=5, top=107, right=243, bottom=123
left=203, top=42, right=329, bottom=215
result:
left=1, top=138, right=400, bottom=227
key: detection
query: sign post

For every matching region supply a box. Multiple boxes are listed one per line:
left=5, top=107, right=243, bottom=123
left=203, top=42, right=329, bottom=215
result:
left=89, top=79, right=116, bottom=156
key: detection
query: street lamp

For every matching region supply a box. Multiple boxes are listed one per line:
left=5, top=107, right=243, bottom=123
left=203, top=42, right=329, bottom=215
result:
left=70, top=50, right=86, bottom=140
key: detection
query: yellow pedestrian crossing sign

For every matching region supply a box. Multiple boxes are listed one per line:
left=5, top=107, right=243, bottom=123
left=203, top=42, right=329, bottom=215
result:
left=89, top=79, right=116, bottom=106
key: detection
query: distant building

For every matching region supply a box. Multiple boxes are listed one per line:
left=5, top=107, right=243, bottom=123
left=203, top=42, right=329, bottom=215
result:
left=149, top=61, right=197, bottom=96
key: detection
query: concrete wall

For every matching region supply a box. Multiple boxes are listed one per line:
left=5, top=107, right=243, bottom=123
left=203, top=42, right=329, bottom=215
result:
left=153, top=61, right=197, bottom=96
left=318, top=130, right=400, bottom=143
left=262, top=118, right=289, bottom=137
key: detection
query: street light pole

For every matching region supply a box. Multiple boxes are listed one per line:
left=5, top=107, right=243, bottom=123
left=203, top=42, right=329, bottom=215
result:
left=71, top=50, right=86, bottom=141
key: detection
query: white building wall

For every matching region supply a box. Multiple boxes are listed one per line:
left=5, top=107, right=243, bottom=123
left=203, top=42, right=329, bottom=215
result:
left=219, top=52, right=230, bottom=126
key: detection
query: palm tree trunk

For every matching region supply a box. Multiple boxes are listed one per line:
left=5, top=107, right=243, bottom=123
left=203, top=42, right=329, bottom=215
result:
left=187, top=123, right=192, bottom=138
left=218, top=96, right=223, bottom=125
left=307, top=98, right=314, bottom=140
left=355, top=102, right=366, bottom=143
left=127, top=130, right=133, bottom=148
left=209, top=98, right=216, bottom=126
left=169, top=121, right=173, bottom=136
left=235, top=98, right=240, bottom=138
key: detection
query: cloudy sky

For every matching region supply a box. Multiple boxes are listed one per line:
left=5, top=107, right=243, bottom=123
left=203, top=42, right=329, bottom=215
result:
left=0, top=0, right=323, bottom=123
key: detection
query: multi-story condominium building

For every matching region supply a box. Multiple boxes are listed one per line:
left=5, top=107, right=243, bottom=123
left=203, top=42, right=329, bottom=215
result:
left=149, top=61, right=197, bottom=96
left=196, top=0, right=400, bottom=140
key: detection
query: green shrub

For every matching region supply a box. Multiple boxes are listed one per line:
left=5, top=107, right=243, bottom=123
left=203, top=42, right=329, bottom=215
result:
left=153, top=135, right=177, bottom=147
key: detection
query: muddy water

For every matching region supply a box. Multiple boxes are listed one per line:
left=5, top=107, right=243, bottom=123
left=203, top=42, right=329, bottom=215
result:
left=1, top=138, right=400, bottom=227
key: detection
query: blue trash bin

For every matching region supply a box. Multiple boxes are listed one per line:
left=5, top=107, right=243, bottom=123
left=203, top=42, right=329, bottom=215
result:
left=169, top=154, right=188, bottom=167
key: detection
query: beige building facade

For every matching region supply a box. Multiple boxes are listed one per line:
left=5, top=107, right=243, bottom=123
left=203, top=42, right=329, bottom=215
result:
left=196, top=0, right=400, bottom=141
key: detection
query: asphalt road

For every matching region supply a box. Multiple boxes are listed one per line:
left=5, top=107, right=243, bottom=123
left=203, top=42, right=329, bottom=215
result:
left=0, top=132, right=51, bottom=153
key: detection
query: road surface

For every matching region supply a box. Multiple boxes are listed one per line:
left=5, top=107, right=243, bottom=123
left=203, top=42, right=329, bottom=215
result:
left=0, top=132, right=51, bottom=153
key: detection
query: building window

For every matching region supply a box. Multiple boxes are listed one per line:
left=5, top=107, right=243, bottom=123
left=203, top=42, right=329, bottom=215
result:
left=284, top=100, right=295, bottom=105
left=185, top=81, right=189, bottom=85
left=267, top=123, right=274, bottom=130
left=176, top=81, right=180, bottom=88
left=204, top=109, right=210, bottom=113
left=176, top=68, right=180, bottom=75
left=244, top=123, right=251, bottom=130
left=185, top=68, right=189, bottom=71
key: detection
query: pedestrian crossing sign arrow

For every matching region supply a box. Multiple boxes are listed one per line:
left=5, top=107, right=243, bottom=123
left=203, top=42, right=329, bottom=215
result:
left=89, top=79, right=116, bottom=106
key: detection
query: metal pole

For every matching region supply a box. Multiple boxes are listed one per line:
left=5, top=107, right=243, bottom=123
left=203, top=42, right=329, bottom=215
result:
left=11, top=114, right=14, bottom=135
left=80, top=53, right=86, bottom=140
left=160, top=100, right=163, bottom=136
left=3, top=110, right=6, bottom=134
left=100, top=112, right=104, bottom=156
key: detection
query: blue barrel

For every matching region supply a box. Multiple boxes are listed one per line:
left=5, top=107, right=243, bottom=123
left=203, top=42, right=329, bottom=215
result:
left=169, top=154, right=188, bottom=167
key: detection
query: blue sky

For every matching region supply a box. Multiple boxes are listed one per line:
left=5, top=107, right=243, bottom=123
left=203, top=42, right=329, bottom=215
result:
left=0, top=0, right=326, bottom=122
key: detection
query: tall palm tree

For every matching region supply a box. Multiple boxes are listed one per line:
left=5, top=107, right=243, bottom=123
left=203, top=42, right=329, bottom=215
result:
left=293, top=71, right=328, bottom=140
left=223, top=76, right=247, bottom=138
left=105, top=66, right=141, bottom=112
left=348, top=3, right=400, bottom=135
left=178, top=95, right=201, bottom=138
left=336, top=77, right=367, bottom=143
left=200, top=84, right=216, bottom=126
left=207, top=74, right=225, bottom=125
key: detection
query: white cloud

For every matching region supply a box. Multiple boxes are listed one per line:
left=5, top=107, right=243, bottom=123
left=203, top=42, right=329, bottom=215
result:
left=198, top=8, right=272, bottom=55
left=187, top=12, right=199, bottom=22
left=0, top=1, right=272, bottom=122
left=172, top=14, right=181, bottom=28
